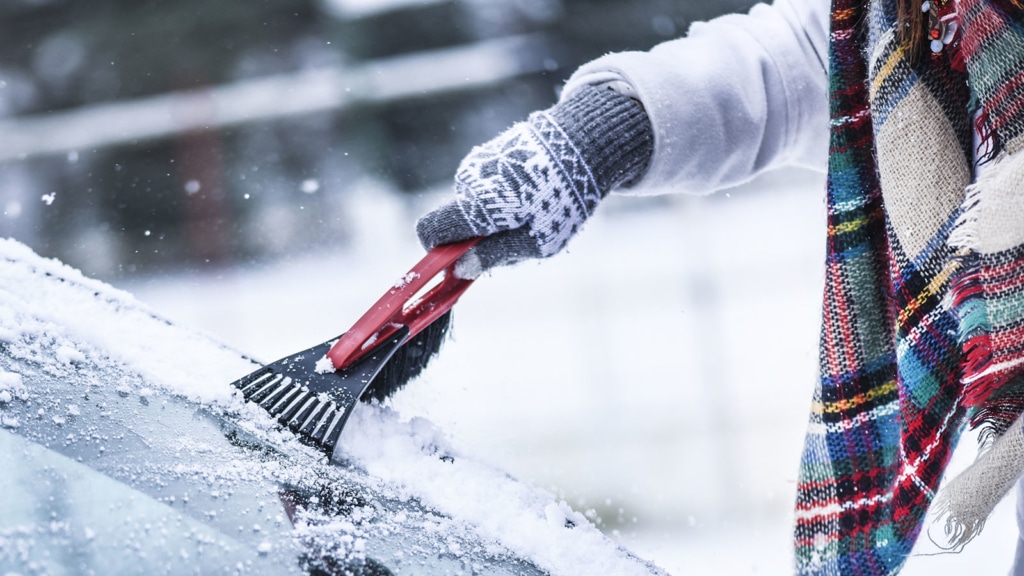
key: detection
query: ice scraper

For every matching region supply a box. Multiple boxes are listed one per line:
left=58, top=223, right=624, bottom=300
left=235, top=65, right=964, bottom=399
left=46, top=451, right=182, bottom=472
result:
left=229, top=238, right=479, bottom=455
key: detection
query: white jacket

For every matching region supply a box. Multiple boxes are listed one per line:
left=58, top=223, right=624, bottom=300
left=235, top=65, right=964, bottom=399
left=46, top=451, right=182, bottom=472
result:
left=562, top=0, right=830, bottom=194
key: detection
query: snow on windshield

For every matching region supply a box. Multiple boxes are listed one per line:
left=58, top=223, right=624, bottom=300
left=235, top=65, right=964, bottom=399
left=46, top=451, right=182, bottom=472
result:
left=0, top=237, right=249, bottom=407
left=0, top=237, right=664, bottom=576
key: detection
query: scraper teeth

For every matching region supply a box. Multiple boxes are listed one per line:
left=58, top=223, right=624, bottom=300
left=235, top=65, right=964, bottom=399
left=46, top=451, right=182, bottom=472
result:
left=257, top=378, right=293, bottom=408
left=245, top=374, right=286, bottom=403
left=236, top=370, right=275, bottom=396
left=290, top=398, right=322, bottom=432
left=310, top=402, right=340, bottom=441
left=232, top=364, right=272, bottom=391
left=276, top=391, right=311, bottom=422
left=320, top=409, right=347, bottom=451
left=266, top=385, right=303, bottom=415
left=299, top=402, right=333, bottom=437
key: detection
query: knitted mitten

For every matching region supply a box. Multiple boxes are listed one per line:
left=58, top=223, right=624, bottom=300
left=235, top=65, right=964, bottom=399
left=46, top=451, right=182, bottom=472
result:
left=415, top=84, right=653, bottom=278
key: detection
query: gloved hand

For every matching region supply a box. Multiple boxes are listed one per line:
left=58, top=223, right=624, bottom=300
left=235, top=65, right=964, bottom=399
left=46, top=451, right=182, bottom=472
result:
left=416, top=84, right=653, bottom=278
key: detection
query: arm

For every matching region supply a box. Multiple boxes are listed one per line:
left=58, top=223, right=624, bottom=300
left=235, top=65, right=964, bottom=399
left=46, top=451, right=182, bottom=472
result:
left=417, top=0, right=831, bottom=274
left=565, top=0, right=830, bottom=194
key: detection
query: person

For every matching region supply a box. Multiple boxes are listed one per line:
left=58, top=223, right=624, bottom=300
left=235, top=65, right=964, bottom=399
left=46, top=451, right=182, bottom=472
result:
left=415, top=0, right=1024, bottom=574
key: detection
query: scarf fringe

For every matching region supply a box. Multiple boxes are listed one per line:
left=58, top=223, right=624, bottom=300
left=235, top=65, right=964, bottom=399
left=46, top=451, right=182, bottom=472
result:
left=945, top=148, right=1024, bottom=419
left=929, top=411, right=1024, bottom=551
left=947, top=176, right=998, bottom=411
left=930, top=148, right=1024, bottom=552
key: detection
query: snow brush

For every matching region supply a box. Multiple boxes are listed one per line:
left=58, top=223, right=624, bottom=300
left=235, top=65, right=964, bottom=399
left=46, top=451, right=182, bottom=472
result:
left=229, top=237, right=480, bottom=456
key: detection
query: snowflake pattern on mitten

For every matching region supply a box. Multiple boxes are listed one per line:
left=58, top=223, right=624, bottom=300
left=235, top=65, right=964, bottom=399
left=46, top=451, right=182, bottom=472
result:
left=452, top=111, right=602, bottom=258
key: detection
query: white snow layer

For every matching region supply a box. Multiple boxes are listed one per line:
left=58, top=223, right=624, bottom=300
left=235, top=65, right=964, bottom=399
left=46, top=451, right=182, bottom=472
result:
left=0, top=237, right=249, bottom=407
left=0, top=236, right=662, bottom=576
left=340, top=404, right=660, bottom=575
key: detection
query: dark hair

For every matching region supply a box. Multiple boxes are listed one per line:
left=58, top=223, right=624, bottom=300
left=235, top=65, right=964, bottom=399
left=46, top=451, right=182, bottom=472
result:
left=897, top=0, right=925, bottom=58
left=899, top=0, right=1024, bottom=56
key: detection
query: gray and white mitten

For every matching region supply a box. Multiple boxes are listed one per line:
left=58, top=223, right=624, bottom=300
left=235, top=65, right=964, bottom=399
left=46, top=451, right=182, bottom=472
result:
left=416, top=85, right=653, bottom=278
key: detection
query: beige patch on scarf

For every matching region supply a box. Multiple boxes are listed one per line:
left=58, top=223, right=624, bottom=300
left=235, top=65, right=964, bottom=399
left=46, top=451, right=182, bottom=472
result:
left=875, top=83, right=970, bottom=259
left=970, top=142, right=1024, bottom=254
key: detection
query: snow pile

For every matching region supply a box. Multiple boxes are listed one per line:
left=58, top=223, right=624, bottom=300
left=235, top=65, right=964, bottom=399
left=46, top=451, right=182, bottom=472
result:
left=0, top=366, right=26, bottom=428
left=0, top=237, right=252, bottom=407
left=0, top=237, right=664, bottom=576
left=339, top=403, right=664, bottom=576
left=0, top=368, right=24, bottom=401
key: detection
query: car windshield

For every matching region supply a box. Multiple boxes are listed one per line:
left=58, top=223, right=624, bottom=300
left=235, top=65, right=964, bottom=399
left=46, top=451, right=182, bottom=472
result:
left=0, top=239, right=664, bottom=575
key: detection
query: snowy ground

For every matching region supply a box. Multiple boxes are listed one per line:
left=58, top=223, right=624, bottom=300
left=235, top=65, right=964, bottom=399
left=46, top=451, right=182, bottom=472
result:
left=124, top=168, right=1017, bottom=575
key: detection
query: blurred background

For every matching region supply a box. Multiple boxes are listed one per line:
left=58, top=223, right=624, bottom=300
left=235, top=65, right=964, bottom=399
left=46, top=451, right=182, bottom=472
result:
left=0, top=0, right=1017, bottom=574
left=0, top=0, right=757, bottom=277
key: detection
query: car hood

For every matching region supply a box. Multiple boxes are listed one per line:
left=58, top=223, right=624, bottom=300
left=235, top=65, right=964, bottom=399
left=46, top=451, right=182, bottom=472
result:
left=0, top=238, right=666, bottom=576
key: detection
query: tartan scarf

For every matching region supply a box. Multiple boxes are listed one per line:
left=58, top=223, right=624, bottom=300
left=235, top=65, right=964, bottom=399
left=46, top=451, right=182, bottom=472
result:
left=794, top=0, right=1024, bottom=573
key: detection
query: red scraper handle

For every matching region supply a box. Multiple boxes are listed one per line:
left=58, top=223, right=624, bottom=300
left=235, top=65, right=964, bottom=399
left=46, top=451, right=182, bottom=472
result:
left=326, top=237, right=481, bottom=371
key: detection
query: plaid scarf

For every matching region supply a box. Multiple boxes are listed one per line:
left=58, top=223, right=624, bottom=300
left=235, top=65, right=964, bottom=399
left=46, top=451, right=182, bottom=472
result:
left=794, top=0, right=1024, bottom=573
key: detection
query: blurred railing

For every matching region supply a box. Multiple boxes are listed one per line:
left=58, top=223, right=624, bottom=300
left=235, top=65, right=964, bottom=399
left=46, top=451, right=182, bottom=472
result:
left=0, top=34, right=555, bottom=163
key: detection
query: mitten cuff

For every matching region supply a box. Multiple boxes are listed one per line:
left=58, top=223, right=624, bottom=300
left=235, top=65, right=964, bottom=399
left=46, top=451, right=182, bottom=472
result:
left=548, top=84, right=654, bottom=194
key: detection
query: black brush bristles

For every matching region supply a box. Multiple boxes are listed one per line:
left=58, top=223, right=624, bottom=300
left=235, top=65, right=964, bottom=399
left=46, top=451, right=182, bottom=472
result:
left=360, top=310, right=452, bottom=403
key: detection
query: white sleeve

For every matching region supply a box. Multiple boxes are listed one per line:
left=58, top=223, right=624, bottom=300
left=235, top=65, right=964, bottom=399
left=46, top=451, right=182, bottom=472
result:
left=562, top=0, right=830, bottom=195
